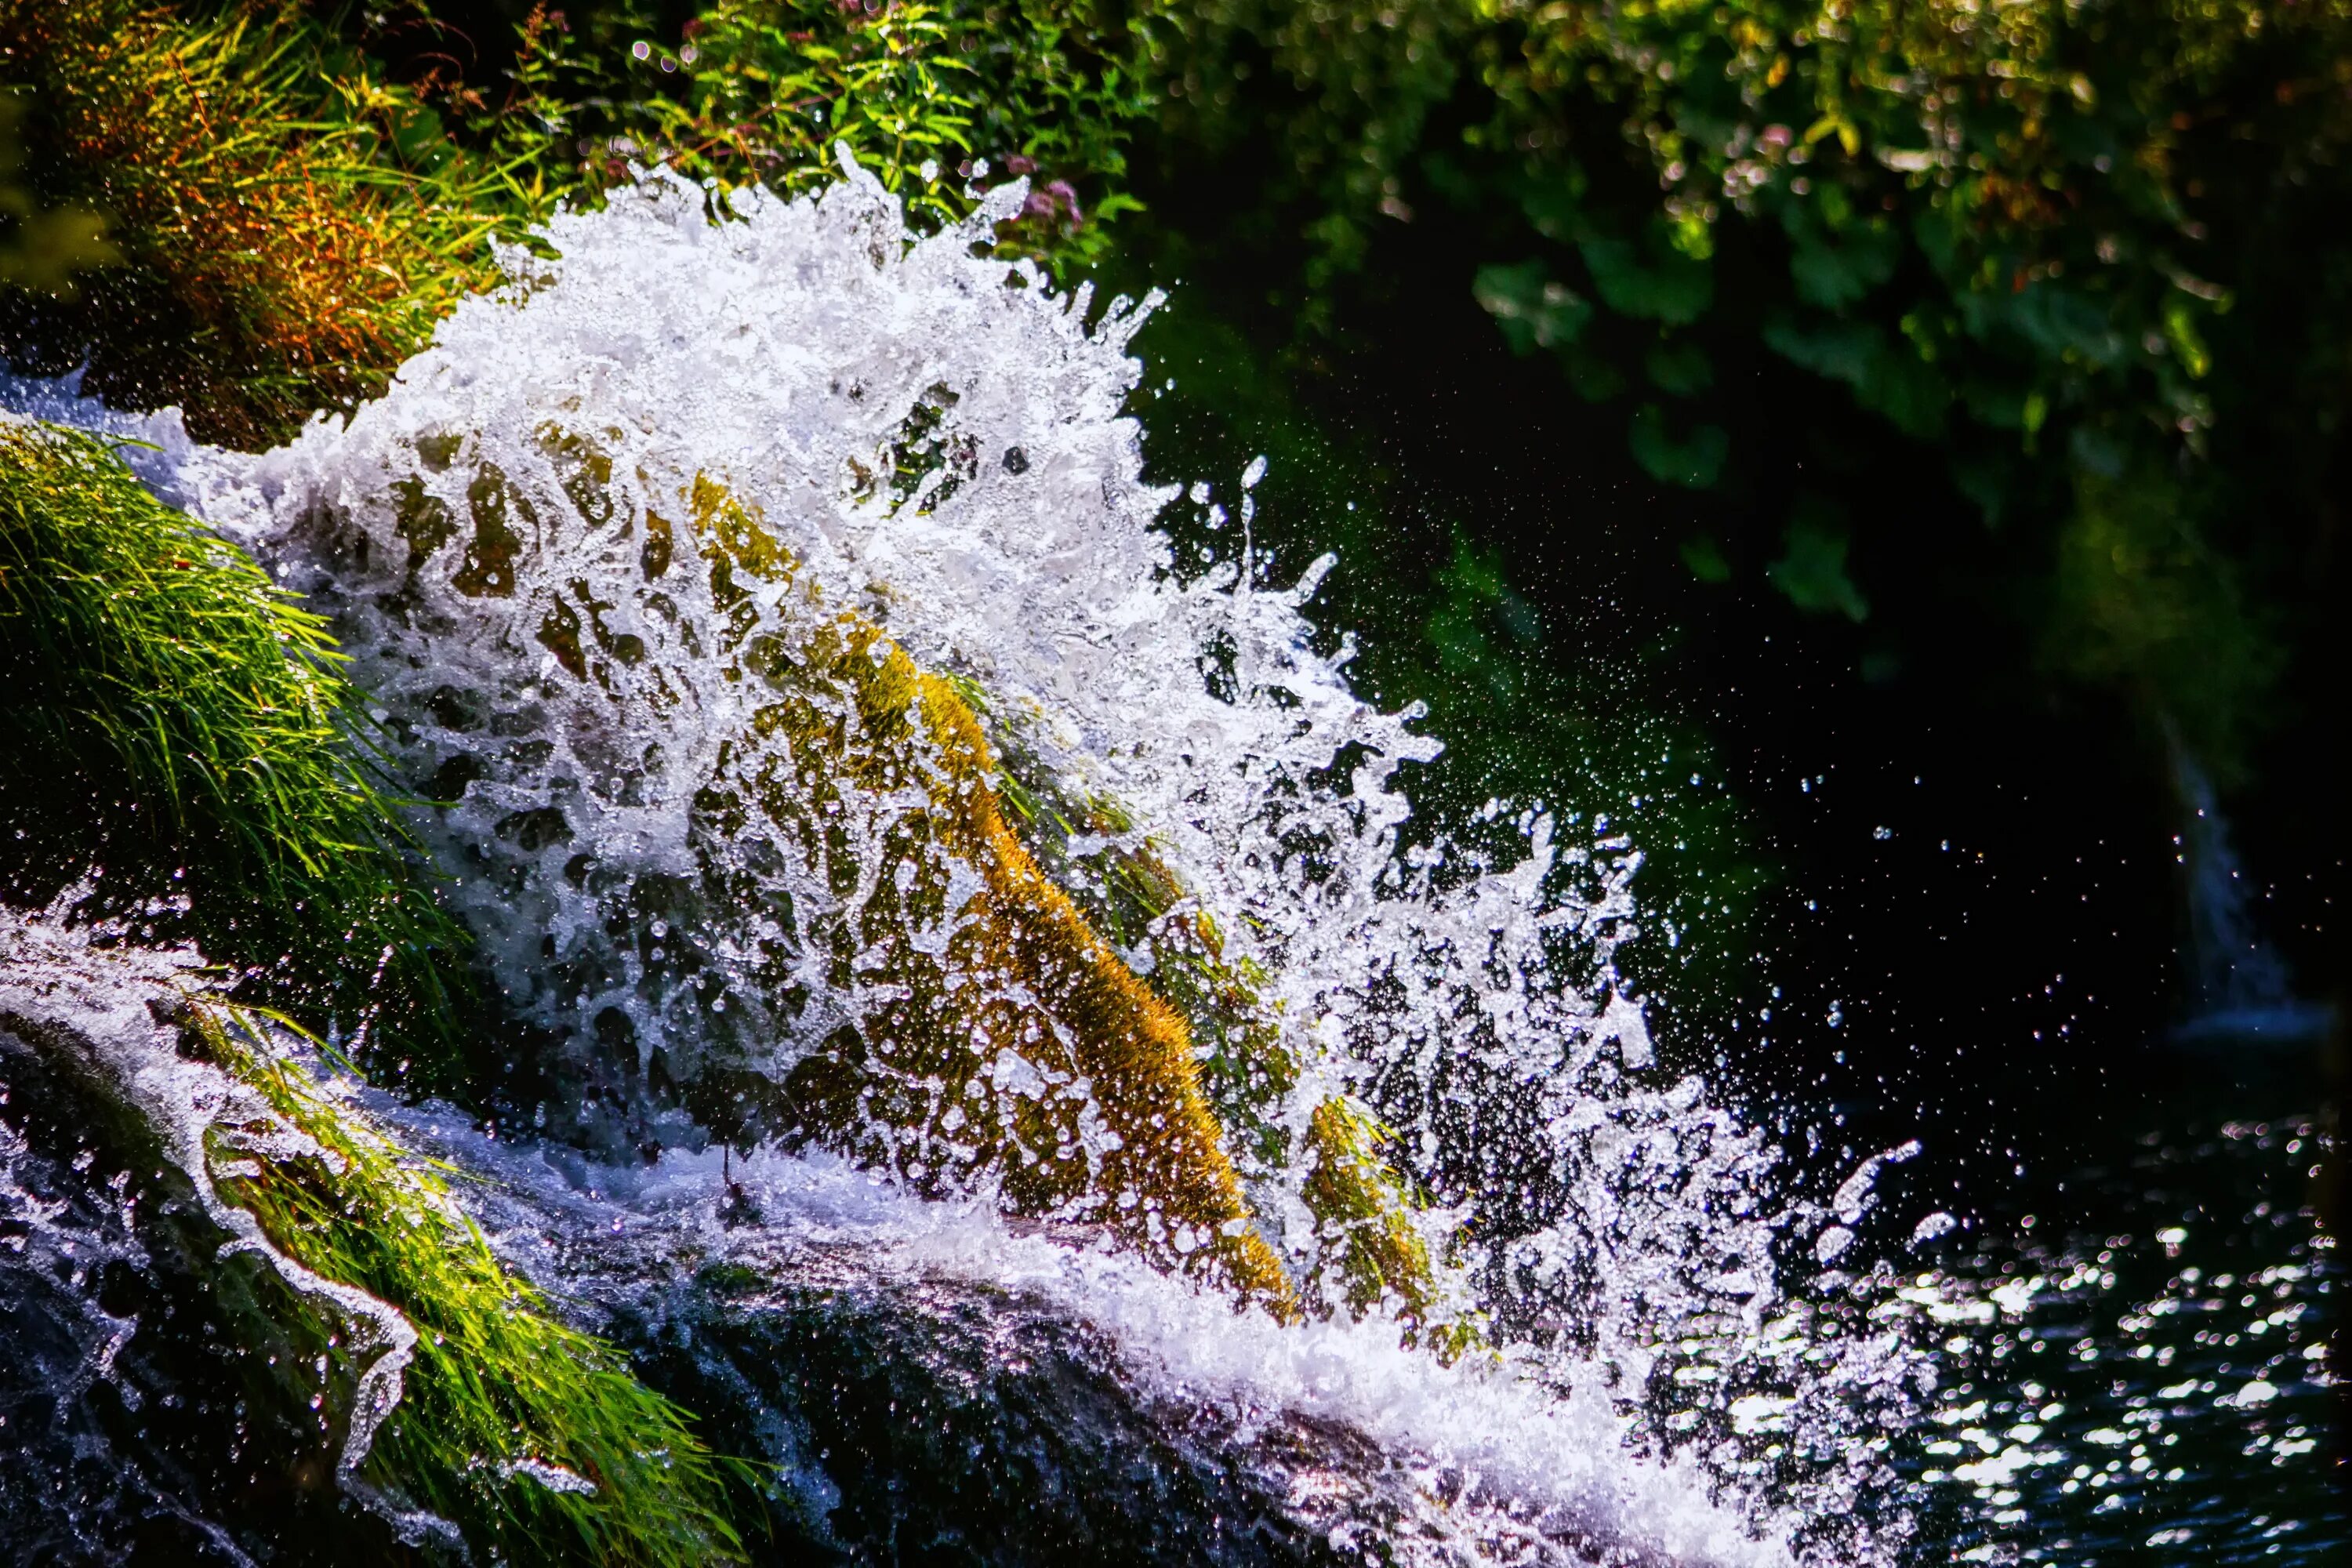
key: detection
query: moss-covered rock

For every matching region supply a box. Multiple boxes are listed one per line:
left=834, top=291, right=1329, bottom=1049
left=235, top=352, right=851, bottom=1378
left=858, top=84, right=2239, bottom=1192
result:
left=686, top=463, right=1470, bottom=1333
left=575, top=469, right=1292, bottom=1307
left=182, top=1001, right=750, bottom=1564
left=1, top=355, right=1458, bottom=1341
left=271, top=403, right=1436, bottom=1323
left=0, top=910, right=746, bottom=1566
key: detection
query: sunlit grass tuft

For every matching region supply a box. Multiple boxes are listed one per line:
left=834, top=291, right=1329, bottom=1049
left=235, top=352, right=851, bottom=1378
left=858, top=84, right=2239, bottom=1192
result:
left=0, top=0, right=532, bottom=447
left=0, top=418, right=469, bottom=1080
left=186, top=999, right=752, bottom=1566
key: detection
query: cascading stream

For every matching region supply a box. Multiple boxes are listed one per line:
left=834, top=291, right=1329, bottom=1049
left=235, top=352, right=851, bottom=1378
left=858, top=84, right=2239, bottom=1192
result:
left=1, top=158, right=1961, bottom=1566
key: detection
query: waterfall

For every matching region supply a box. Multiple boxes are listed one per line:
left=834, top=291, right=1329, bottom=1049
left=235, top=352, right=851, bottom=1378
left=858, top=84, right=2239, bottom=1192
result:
left=2165, top=746, right=2332, bottom=1048
left=1, top=160, right=1948, bottom=1566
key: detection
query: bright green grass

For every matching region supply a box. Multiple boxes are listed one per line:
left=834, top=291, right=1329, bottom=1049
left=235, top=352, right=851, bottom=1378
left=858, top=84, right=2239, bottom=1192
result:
left=189, top=998, right=752, bottom=1566
left=0, top=418, right=469, bottom=1081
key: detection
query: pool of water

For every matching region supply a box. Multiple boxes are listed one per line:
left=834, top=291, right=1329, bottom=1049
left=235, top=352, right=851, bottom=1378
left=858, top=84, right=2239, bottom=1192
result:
left=1889, top=1109, right=2343, bottom=1566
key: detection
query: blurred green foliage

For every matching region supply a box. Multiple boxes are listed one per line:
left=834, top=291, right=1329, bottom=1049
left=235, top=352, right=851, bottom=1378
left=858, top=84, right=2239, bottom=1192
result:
left=1128, top=298, right=1777, bottom=1023
left=2047, top=456, right=2281, bottom=773
left=0, top=96, right=117, bottom=292
left=1138, top=0, right=2351, bottom=783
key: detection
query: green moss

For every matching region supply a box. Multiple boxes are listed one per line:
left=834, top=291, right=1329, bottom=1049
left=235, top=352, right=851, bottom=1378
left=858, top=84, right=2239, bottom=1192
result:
left=0, top=418, right=470, bottom=1082
left=667, top=474, right=1292, bottom=1308
left=183, top=999, right=750, bottom=1566
left=1299, top=1099, right=1482, bottom=1357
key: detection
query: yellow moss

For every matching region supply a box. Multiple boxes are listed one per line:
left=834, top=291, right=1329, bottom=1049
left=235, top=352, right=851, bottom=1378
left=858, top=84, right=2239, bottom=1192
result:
left=622, top=472, right=1294, bottom=1309
left=985, top=729, right=1474, bottom=1343
left=985, top=741, right=1301, bottom=1165
left=1300, top=1098, right=1480, bottom=1357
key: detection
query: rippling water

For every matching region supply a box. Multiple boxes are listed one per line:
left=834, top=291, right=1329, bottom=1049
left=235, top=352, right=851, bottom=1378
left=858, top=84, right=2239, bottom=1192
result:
left=1890, top=1112, right=2342, bottom=1566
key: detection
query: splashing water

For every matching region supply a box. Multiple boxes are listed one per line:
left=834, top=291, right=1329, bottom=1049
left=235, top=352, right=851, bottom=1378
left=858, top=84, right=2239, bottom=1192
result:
left=6, top=161, right=1951, bottom=1563
left=0, top=906, right=463, bottom=1553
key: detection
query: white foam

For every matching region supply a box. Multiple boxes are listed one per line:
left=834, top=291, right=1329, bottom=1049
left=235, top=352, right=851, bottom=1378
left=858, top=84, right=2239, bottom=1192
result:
left=0, top=368, right=205, bottom=505
left=359, top=1103, right=1793, bottom=1568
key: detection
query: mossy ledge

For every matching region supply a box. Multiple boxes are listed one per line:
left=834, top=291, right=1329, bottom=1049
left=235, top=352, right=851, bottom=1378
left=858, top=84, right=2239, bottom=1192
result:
left=184, top=1002, right=752, bottom=1564
left=0, top=416, right=470, bottom=1080
left=278, top=413, right=1294, bottom=1305
left=671, top=475, right=1294, bottom=1309
left=0, top=405, right=1432, bottom=1330
left=0, top=910, right=750, bottom=1566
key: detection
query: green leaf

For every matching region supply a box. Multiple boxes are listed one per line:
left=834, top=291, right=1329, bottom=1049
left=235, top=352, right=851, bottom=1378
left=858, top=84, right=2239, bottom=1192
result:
left=1680, top=533, right=1733, bottom=583
left=1427, top=537, right=1541, bottom=696
left=1628, top=403, right=1729, bottom=488
left=1786, top=213, right=1900, bottom=310
left=1580, top=230, right=1713, bottom=325
left=1666, top=209, right=1714, bottom=262
left=1563, top=347, right=1628, bottom=403
left=1960, top=377, right=2034, bottom=430
left=2161, top=295, right=2212, bottom=379
left=1766, top=502, right=1869, bottom=620
left=2006, top=283, right=2125, bottom=368
left=1762, top=314, right=1951, bottom=437
left=1472, top=260, right=1593, bottom=353
left=1644, top=338, right=1713, bottom=395
left=1515, top=168, right=1592, bottom=242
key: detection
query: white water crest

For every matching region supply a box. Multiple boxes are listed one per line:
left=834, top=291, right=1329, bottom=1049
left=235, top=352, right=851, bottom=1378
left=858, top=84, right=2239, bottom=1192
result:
left=0, top=903, right=465, bottom=1553
left=6, top=158, right=1936, bottom=1563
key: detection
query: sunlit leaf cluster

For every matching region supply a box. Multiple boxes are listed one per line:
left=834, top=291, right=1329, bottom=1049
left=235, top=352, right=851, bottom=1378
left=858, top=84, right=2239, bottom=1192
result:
left=492, top=0, right=1158, bottom=270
